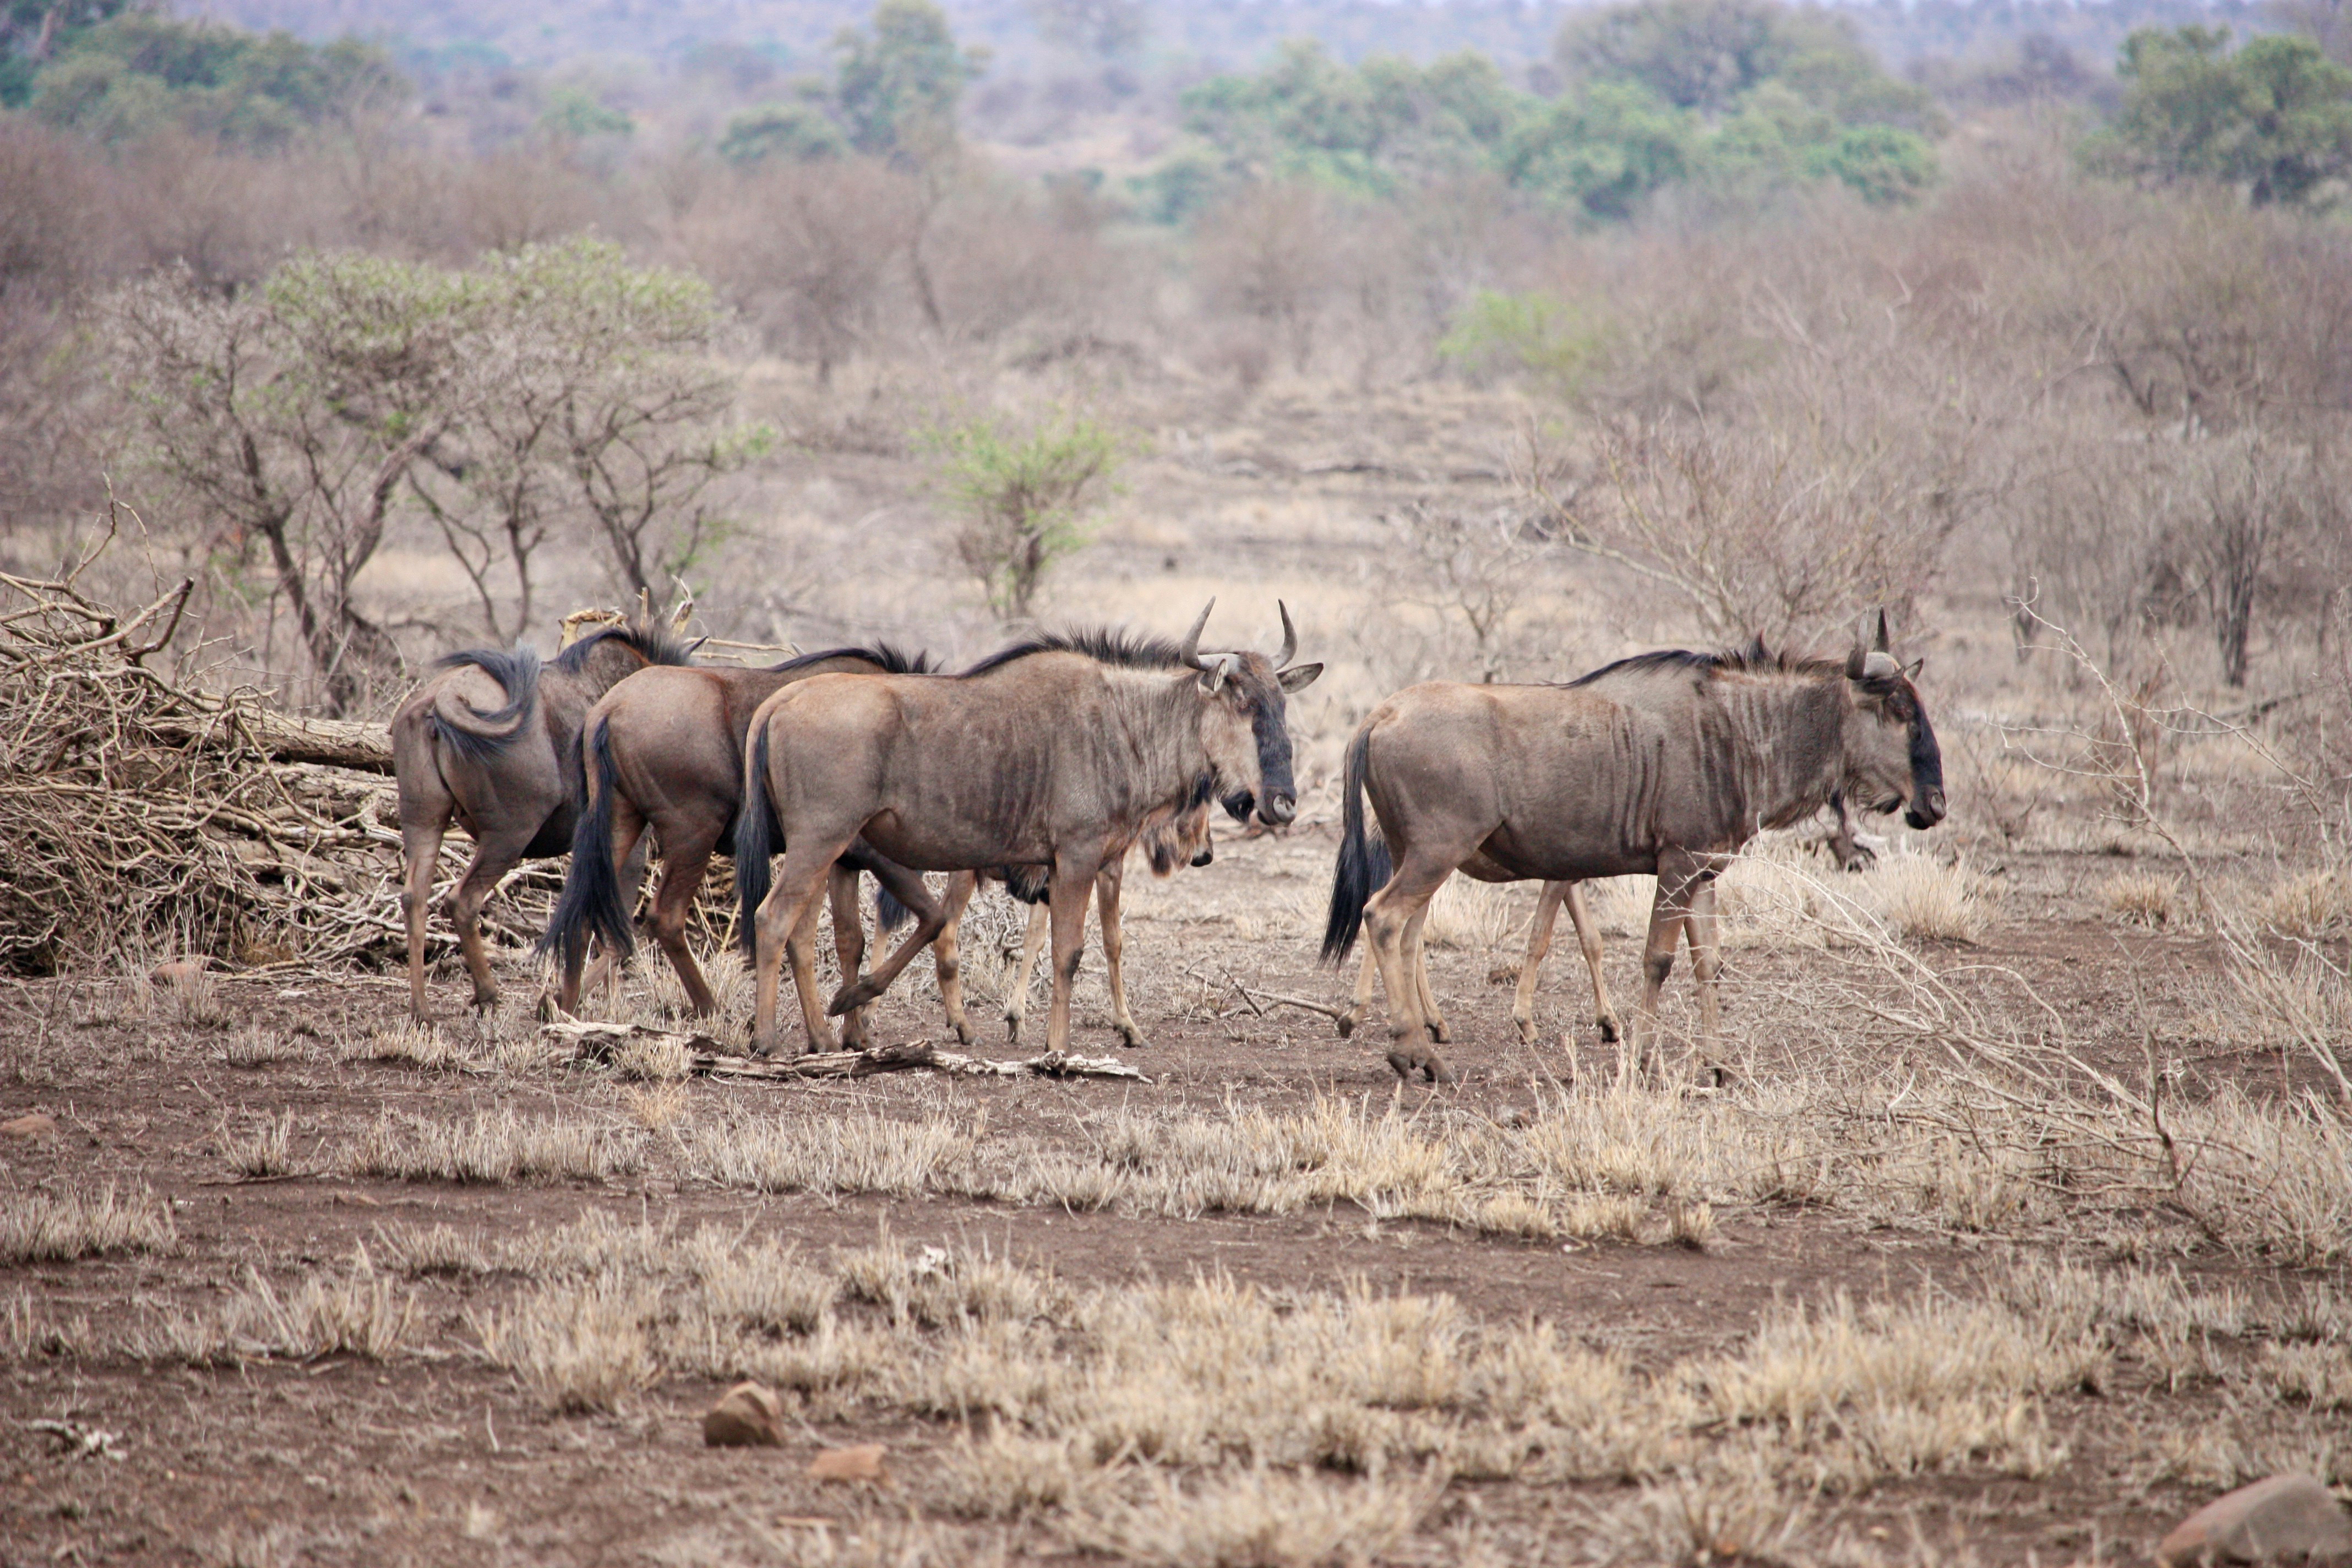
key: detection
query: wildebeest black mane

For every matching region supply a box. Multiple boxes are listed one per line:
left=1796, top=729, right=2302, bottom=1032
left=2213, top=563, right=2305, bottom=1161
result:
left=960, top=627, right=1191, bottom=677
left=769, top=642, right=937, bottom=676
left=552, top=620, right=697, bottom=674
left=1566, top=641, right=1842, bottom=688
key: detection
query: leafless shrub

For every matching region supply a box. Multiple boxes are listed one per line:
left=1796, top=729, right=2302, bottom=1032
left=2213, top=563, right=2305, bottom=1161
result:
left=0, top=1182, right=176, bottom=1266
left=1194, top=182, right=1335, bottom=377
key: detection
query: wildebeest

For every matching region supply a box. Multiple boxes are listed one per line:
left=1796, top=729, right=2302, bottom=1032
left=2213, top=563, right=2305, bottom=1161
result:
left=390, top=614, right=695, bottom=1021
left=1343, top=638, right=1882, bottom=1050
left=930, top=790, right=1217, bottom=1048
left=736, top=602, right=1321, bottom=1056
left=540, top=644, right=943, bottom=1042
left=1324, top=614, right=1943, bottom=1084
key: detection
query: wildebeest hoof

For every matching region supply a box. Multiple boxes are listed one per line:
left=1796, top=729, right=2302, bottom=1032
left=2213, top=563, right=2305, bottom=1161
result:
left=1115, top=1025, right=1148, bottom=1049
left=1335, top=1012, right=1357, bottom=1039
left=1597, top=1015, right=1622, bottom=1044
left=1424, top=1020, right=1449, bottom=1044
left=1513, top=1018, right=1537, bottom=1044
left=1386, top=1049, right=1454, bottom=1085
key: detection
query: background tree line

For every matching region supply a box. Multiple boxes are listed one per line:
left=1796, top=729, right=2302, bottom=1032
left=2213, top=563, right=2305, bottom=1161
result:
left=0, top=0, right=2347, bottom=723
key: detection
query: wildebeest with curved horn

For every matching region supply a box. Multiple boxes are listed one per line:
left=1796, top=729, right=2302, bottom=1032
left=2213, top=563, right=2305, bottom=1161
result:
left=736, top=601, right=1321, bottom=1057
left=929, top=787, right=1218, bottom=1048
left=1341, top=636, right=1884, bottom=1050
left=390, top=613, right=696, bottom=1021
left=540, top=643, right=957, bottom=1046
left=1324, top=612, right=1943, bottom=1084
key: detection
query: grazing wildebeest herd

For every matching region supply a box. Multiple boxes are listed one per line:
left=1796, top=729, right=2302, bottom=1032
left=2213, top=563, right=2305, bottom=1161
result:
left=391, top=599, right=1943, bottom=1080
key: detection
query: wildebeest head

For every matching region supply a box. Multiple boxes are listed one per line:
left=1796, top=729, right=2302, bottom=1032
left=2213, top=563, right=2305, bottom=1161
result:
left=1178, top=600, right=1322, bottom=828
left=1841, top=611, right=1946, bottom=831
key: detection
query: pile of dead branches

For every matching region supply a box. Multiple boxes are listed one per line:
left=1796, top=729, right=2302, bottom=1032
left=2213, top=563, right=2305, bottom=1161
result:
left=0, top=567, right=459, bottom=974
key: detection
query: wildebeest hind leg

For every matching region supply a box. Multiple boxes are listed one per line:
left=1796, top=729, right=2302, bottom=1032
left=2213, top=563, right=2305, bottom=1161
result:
left=1511, top=881, right=1565, bottom=1046
left=1685, top=876, right=1728, bottom=1087
left=749, top=848, right=844, bottom=1057
left=1564, top=881, right=1621, bottom=1044
left=1338, top=946, right=1377, bottom=1039
left=447, top=826, right=538, bottom=1012
left=827, top=859, right=948, bottom=1025
left=1626, top=859, right=1698, bottom=1084
left=400, top=813, right=448, bottom=1023
left=827, top=867, right=870, bottom=1049
left=1364, top=857, right=1452, bottom=1082
left=644, top=834, right=719, bottom=1017
left=1404, top=905, right=1447, bottom=1043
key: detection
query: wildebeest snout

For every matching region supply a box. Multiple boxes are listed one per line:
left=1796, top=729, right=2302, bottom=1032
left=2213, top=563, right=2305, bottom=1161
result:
left=1259, top=791, right=1297, bottom=826
left=1906, top=787, right=1946, bottom=830
left=1190, top=845, right=1214, bottom=867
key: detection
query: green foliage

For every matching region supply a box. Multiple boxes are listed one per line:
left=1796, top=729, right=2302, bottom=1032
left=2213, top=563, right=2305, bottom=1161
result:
left=930, top=410, right=1128, bottom=620
left=28, top=14, right=402, bottom=147
left=538, top=85, right=633, bottom=140
left=717, top=101, right=847, bottom=165
left=1505, top=81, right=1698, bottom=219
left=1159, top=0, right=1940, bottom=222
left=2088, top=26, right=2352, bottom=205
left=0, top=1, right=129, bottom=107
left=1438, top=290, right=1610, bottom=394
left=832, top=0, right=986, bottom=164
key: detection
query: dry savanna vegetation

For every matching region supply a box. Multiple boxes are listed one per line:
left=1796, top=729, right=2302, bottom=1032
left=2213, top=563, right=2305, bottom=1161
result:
left=6, top=0, right=2352, bottom=1564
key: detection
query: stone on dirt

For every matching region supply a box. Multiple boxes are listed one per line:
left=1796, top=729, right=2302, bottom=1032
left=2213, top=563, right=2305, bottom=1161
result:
left=807, top=1443, right=886, bottom=1483
left=150, top=959, right=207, bottom=987
left=701, top=1381, right=785, bottom=1448
left=2158, top=1473, right=2352, bottom=1565
left=1, top=1112, right=58, bottom=1140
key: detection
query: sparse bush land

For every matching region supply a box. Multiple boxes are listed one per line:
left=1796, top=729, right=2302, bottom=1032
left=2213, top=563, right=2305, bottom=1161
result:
left=4, top=1, right=2352, bottom=1563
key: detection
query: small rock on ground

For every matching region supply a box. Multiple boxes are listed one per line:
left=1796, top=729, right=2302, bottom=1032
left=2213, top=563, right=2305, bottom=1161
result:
left=701, top=1382, right=785, bottom=1448
left=807, top=1444, right=886, bottom=1483
left=1, top=1112, right=58, bottom=1141
left=2159, top=1473, right=2352, bottom=1565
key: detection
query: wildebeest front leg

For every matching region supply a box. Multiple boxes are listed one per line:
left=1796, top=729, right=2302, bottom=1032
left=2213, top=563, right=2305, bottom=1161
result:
left=1004, top=902, right=1048, bottom=1043
left=1404, top=904, right=1446, bottom=1043
left=1564, top=881, right=1622, bottom=1044
left=1684, top=874, right=1727, bottom=1086
left=1626, top=855, right=1701, bottom=1083
left=750, top=847, right=843, bottom=1057
left=928, top=872, right=978, bottom=1046
left=1097, top=861, right=1144, bottom=1048
left=1339, top=945, right=1378, bottom=1038
left=1042, top=853, right=1101, bottom=1055
left=827, top=867, right=870, bottom=1049
left=400, top=812, right=448, bottom=1022
left=825, top=859, right=949, bottom=1024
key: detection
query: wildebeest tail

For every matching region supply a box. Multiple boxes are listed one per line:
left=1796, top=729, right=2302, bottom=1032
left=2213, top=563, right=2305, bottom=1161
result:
left=541, top=718, right=633, bottom=970
left=430, top=646, right=541, bottom=763
left=1321, top=724, right=1390, bottom=963
left=733, top=722, right=777, bottom=955
left=875, top=884, right=911, bottom=932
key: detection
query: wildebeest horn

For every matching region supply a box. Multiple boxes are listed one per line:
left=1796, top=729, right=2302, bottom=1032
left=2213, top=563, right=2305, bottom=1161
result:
left=1874, top=608, right=1891, bottom=654
left=1275, top=601, right=1298, bottom=669
left=1179, top=599, right=1215, bottom=669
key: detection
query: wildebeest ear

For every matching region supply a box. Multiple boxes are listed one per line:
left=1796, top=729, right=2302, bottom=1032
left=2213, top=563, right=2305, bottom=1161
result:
left=1198, top=651, right=1239, bottom=691
left=1904, top=656, right=1924, bottom=680
left=1277, top=662, right=1323, bottom=693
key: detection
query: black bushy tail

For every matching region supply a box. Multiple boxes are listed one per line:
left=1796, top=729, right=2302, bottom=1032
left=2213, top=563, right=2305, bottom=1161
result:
left=1320, top=725, right=1391, bottom=964
left=733, top=722, right=777, bottom=956
left=541, top=720, right=634, bottom=971
left=875, top=884, right=911, bottom=932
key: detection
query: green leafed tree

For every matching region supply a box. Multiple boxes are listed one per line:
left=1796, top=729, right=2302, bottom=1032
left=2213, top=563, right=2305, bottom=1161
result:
left=2089, top=26, right=2352, bottom=205
left=538, top=84, right=634, bottom=141
left=1504, top=81, right=1697, bottom=220
left=832, top=0, right=986, bottom=165
left=28, top=13, right=402, bottom=148
left=717, top=101, right=847, bottom=165
left=932, top=410, right=1128, bottom=621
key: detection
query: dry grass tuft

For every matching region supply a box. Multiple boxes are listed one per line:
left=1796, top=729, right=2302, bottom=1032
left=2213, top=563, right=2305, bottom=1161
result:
left=134, top=1253, right=427, bottom=1364
left=2257, top=867, right=2352, bottom=940
left=3, top=1288, right=97, bottom=1361
left=346, top=1022, right=482, bottom=1071
left=371, top=1222, right=494, bottom=1277
left=1064, top=1466, right=1438, bottom=1567
left=1859, top=852, right=1994, bottom=944
left=682, top=1107, right=979, bottom=1196
left=217, top=1109, right=300, bottom=1178
left=472, top=1272, right=660, bottom=1412
left=348, top=1108, right=645, bottom=1185
left=621, top=1080, right=691, bottom=1130
left=220, top=1025, right=304, bottom=1066
left=610, top=1031, right=692, bottom=1082
left=166, top=962, right=228, bottom=1027
left=0, top=1182, right=177, bottom=1265
left=2101, top=871, right=2180, bottom=927
left=1421, top=877, right=1521, bottom=951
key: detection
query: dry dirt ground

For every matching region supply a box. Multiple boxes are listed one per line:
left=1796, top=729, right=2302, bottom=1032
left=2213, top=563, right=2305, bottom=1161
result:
left=5, top=813, right=2350, bottom=1568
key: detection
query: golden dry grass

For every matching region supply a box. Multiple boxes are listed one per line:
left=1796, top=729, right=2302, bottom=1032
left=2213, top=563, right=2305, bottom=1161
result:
left=0, top=1182, right=177, bottom=1266
left=347, top=1108, right=646, bottom=1184
left=471, top=1272, right=661, bottom=1412
left=2101, top=870, right=2180, bottom=927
